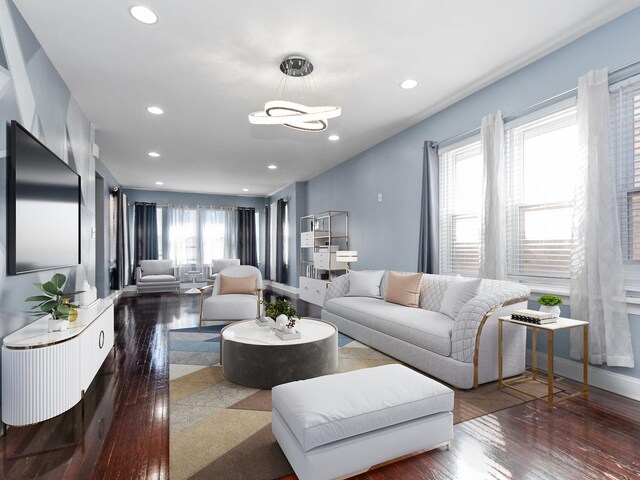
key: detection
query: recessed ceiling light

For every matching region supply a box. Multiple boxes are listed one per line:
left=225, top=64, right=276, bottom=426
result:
left=328, top=135, right=340, bottom=141
left=242, top=188, right=249, bottom=192
left=147, top=106, right=164, bottom=115
left=267, top=165, right=278, bottom=170
left=129, top=6, right=158, bottom=24
left=148, top=151, right=160, bottom=157
left=400, top=79, right=418, bottom=90
left=155, top=181, right=164, bottom=186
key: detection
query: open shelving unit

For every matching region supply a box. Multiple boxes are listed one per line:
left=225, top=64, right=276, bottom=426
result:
left=299, top=210, right=349, bottom=306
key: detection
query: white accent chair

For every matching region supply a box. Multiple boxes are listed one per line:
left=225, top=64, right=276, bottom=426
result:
left=199, top=265, right=263, bottom=330
left=136, top=260, right=180, bottom=294
left=206, top=258, right=241, bottom=284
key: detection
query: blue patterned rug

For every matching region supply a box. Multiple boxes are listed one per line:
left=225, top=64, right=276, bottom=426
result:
left=169, top=322, right=354, bottom=366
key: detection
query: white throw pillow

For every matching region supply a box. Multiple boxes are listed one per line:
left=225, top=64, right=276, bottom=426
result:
left=347, top=270, right=385, bottom=298
left=439, top=275, right=482, bottom=319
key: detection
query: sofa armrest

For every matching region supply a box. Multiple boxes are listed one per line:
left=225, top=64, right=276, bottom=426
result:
left=323, top=274, right=351, bottom=308
left=173, top=266, right=180, bottom=280
left=450, top=284, right=530, bottom=363
left=135, top=267, right=143, bottom=283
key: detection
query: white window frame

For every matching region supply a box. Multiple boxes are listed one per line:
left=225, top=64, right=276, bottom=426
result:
left=439, top=137, right=483, bottom=277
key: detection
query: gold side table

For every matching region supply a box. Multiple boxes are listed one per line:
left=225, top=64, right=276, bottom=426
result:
left=498, top=316, right=589, bottom=412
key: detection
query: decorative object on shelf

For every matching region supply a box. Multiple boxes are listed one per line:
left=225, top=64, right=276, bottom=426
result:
left=537, top=294, right=563, bottom=318
left=24, top=273, right=84, bottom=332
left=248, top=55, right=341, bottom=132
left=76, top=280, right=98, bottom=307
left=336, top=250, right=358, bottom=272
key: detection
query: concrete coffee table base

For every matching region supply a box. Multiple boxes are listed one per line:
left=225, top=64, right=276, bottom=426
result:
left=220, top=320, right=338, bottom=389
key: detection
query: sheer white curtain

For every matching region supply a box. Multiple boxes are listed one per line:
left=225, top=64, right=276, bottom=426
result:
left=167, top=205, right=198, bottom=270
left=570, top=69, right=634, bottom=367
left=199, top=206, right=237, bottom=263
left=479, top=111, right=507, bottom=279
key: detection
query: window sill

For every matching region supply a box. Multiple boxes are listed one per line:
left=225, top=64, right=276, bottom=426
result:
left=526, top=284, right=640, bottom=316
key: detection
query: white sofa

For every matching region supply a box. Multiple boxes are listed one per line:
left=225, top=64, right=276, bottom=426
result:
left=321, top=272, right=530, bottom=389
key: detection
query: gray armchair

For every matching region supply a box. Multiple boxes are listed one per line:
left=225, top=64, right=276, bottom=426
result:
left=136, top=260, right=180, bottom=293
left=206, top=258, right=241, bottom=284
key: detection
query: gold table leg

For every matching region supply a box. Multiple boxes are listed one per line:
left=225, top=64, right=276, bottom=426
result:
left=583, top=324, right=589, bottom=400
left=547, top=330, right=554, bottom=413
left=498, top=319, right=503, bottom=388
left=532, top=326, right=537, bottom=381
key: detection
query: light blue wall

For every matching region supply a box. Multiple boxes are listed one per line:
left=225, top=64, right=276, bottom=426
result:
left=305, top=8, right=640, bottom=379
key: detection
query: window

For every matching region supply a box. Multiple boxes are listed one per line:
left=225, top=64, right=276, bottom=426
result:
left=505, top=106, right=579, bottom=285
left=439, top=140, right=483, bottom=276
left=611, top=76, right=640, bottom=292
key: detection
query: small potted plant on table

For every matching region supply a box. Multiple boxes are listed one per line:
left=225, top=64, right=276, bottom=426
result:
left=25, top=273, right=84, bottom=332
left=261, top=298, right=301, bottom=339
left=537, top=294, right=563, bottom=318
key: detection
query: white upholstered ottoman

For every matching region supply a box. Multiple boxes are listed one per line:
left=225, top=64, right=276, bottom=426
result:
left=272, top=364, right=454, bottom=480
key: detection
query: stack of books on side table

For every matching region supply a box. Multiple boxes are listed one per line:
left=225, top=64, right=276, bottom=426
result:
left=510, top=309, right=558, bottom=325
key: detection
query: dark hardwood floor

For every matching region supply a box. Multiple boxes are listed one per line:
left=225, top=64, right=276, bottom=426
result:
left=1, top=290, right=638, bottom=480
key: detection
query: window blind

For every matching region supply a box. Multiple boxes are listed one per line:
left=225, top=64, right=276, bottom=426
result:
left=504, top=106, right=578, bottom=285
left=611, top=76, right=640, bottom=293
left=439, top=140, right=482, bottom=276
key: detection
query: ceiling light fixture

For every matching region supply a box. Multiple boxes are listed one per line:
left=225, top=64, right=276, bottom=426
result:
left=328, top=135, right=340, bottom=141
left=155, top=181, right=164, bottom=185
left=242, top=188, right=249, bottom=192
left=148, top=151, right=160, bottom=157
left=147, top=106, right=164, bottom=115
left=249, top=55, right=341, bottom=133
left=267, top=165, right=278, bottom=170
left=129, top=6, right=158, bottom=24
left=400, top=79, right=418, bottom=89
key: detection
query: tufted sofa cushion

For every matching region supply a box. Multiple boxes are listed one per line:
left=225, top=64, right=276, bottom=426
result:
left=325, top=297, right=454, bottom=356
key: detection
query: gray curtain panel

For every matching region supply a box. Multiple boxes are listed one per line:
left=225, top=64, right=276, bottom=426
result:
left=133, top=202, right=159, bottom=283
left=237, top=207, right=258, bottom=266
left=264, top=204, right=271, bottom=280
left=276, top=198, right=289, bottom=284
left=111, top=191, right=131, bottom=290
left=418, top=141, right=440, bottom=274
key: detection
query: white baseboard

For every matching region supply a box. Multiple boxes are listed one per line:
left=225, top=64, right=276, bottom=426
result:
left=263, top=280, right=300, bottom=296
left=526, top=349, right=640, bottom=401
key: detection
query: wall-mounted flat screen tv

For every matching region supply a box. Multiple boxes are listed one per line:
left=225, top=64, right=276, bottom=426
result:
left=8, top=120, right=81, bottom=275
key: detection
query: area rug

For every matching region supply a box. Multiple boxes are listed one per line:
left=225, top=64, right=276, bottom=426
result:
left=169, top=324, right=561, bottom=480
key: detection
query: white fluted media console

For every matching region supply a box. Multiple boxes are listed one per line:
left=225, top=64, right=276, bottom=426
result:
left=2, top=299, right=114, bottom=427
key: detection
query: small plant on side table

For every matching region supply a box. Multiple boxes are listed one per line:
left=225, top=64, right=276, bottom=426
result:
left=537, top=294, right=563, bottom=317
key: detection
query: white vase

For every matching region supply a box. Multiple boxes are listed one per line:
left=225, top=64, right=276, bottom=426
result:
left=539, top=305, right=561, bottom=318
left=276, top=314, right=289, bottom=332
left=48, top=318, right=69, bottom=332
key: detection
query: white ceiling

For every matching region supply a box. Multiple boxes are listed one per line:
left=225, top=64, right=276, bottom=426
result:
left=14, top=0, right=640, bottom=196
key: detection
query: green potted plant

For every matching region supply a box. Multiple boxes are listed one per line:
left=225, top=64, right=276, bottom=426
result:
left=25, top=273, right=84, bottom=332
left=261, top=298, right=299, bottom=332
left=537, top=294, right=563, bottom=317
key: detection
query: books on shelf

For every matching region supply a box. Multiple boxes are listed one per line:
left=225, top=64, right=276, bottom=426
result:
left=510, top=309, right=558, bottom=325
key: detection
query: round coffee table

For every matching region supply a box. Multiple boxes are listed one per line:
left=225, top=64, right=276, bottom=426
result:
left=220, top=318, right=338, bottom=389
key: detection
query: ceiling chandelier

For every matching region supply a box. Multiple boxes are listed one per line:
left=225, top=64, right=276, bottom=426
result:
left=249, top=55, right=341, bottom=133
